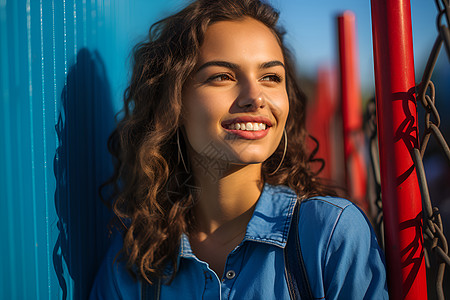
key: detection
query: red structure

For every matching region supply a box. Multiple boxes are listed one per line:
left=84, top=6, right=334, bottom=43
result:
left=337, top=11, right=368, bottom=211
left=371, top=0, right=428, bottom=299
left=306, top=66, right=338, bottom=181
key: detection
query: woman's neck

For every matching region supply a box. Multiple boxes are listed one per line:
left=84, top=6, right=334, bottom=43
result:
left=186, top=157, right=264, bottom=277
left=191, top=161, right=263, bottom=236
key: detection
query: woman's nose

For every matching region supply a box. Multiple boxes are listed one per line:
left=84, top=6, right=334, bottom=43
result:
left=236, top=81, right=266, bottom=110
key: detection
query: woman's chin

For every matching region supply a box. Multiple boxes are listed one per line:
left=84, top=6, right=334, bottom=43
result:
left=226, top=147, right=274, bottom=165
left=226, top=153, right=270, bottom=166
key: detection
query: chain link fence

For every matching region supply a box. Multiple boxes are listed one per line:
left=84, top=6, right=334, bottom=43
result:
left=414, top=1, right=450, bottom=298
left=364, top=99, right=384, bottom=248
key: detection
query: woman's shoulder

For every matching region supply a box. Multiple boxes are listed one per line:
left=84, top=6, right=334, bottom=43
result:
left=301, top=195, right=354, bottom=210
left=298, top=195, right=379, bottom=256
left=299, top=195, right=369, bottom=230
left=89, top=234, right=140, bottom=300
left=298, top=195, right=388, bottom=299
left=264, top=184, right=373, bottom=240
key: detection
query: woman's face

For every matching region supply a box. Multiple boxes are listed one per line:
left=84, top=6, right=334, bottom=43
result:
left=182, top=17, right=289, bottom=168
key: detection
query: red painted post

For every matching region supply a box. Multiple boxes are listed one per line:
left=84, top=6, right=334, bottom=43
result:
left=306, top=66, right=338, bottom=181
left=371, top=0, right=428, bottom=299
left=337, top=11, right=368, bottom=211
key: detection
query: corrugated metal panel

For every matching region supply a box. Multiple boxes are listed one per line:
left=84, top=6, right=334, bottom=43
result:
left=0, top=1, right=184, bottom=298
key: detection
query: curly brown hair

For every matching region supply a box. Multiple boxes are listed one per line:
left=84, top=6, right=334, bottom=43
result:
left=104, top=0, right=332, bottom=284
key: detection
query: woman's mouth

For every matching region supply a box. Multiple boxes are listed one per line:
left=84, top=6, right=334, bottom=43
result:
left=221, top=119, right=271, bottom=140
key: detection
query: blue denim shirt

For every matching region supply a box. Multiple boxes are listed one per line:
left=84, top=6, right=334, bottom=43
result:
left=90, top=184, right=388, bottom=299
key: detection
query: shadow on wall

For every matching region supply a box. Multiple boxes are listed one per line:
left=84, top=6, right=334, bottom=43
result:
left=53, top=48, right=116, bottom=299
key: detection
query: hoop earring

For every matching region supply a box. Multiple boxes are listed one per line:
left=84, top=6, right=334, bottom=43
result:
left=268, top=129, right=287, bottom=176
left=177, top=129, right=189, bottom=174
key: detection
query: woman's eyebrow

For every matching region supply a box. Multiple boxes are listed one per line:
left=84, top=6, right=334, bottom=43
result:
left=260, top=60, right=285, bottom=69
left=196, top=60, right=285, bottom=73
left=196, top=61, right=239, bottom=73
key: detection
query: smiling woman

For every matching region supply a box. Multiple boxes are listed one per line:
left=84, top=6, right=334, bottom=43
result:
left=90, top=0, right=388, bottom=299
left=183, top=18, right=288, bottom=168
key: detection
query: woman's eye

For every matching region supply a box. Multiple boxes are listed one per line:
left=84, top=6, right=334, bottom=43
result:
left=208, top=74, right=233, bottom=82
left=260, top=74, right=282, bottom=83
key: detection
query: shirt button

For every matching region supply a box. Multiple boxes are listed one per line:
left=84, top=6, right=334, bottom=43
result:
left=225, top=270, right=236, bottom=279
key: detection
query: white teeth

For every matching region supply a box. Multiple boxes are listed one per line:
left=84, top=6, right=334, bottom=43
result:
left=228, top=122, right=268, bottom=131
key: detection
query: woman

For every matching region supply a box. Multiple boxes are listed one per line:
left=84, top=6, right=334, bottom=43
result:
left=90, top=0, right=388, bottom=299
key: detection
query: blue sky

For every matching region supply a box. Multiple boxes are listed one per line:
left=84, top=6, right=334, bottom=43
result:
left=269, top=0, right=438, bottom=92
left=127, top=0, right=439, bottom=93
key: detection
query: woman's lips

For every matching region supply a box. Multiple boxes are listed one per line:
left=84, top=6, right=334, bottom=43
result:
left=223, top=127, right=270, bottom=140
left=221, top=116, right=272, bottom=140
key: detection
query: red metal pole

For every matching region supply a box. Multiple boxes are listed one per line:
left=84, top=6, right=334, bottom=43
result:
left=371, top=0, right=428, bottom=299
left=306, top=66, right=338, bottom=181
left=337, top=11, right=368, bottom=211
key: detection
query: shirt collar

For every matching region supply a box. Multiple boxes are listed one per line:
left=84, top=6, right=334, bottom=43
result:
left=243, top=183, right=297, bottom=247
left=179, top=183, right=298, bottom=262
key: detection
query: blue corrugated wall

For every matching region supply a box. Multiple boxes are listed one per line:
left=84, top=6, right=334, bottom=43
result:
left=0, top=1, right=185, bottom=299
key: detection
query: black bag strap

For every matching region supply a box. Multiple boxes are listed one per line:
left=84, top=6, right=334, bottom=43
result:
left=142, top=201, right=313, bottom=300
left=284, top=200, right=314, bottom=300
left=141, top=277, right=160, bottom=300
